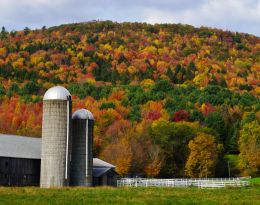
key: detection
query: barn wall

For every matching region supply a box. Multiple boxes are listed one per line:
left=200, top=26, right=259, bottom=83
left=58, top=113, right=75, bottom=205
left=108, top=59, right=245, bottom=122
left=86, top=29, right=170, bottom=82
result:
left=92, top=170, right=118, bottom=187
left=0, top=157, right=40, bottom=186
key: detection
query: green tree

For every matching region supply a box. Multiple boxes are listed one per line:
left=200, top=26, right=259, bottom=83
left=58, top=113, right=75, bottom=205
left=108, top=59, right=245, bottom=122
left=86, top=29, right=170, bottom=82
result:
left=0, top=85, right=5, bottom=96
left=204, top=112, right=226, bottom=143
left=100, top=102, right=115, bottom=110
left=166, top=68, right=177, bottom=83
left=20, top=82, right=40, bottom=95
left=24, top=27, right=30, bottom=35
left=0, top=26, right=7, bottom=39
left=149, top=120, right=196, bottom=177
left=152, top=80, right=172, bottom=93
left=128, top=105, right=141, bottom=122
left=7, top=83, right=19, bottom=97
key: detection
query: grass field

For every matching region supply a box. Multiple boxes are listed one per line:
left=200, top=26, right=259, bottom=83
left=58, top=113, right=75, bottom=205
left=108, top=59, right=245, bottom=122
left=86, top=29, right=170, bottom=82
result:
left=0, top=186, right=260, bottom=205
left=247, top=177, right=260, bottom=185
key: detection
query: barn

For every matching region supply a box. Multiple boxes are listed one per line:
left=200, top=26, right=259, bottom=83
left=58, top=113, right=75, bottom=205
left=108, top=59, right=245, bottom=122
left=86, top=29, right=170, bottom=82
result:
left=0, top=134, right=118, bottom=187
left=92, top=158, right=118, bottom=186
left=0, top=134, right=40, bottom=186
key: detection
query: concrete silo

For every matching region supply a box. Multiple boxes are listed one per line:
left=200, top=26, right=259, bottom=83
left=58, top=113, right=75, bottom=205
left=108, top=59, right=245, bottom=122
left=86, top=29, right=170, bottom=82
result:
left=40, top=86, right=72, bottom=188
left=70, top=109, right=94, bottom=186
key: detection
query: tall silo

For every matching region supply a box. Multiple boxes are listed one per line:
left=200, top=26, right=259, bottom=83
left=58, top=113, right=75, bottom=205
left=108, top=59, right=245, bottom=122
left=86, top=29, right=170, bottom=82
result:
left=70, top=109, right=94, bottom=186
left=40, top=86, right=72, bottom=188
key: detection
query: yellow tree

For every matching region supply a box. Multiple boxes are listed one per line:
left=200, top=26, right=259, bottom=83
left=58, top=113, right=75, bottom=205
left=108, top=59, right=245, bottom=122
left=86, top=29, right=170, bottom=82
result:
left=0, top=47, right=7, bottom=57
left=238, top=121, right=260, bottom=176
left=101, top=138, right=132, bottom=176
left=185, top=133, right=218, bottom=178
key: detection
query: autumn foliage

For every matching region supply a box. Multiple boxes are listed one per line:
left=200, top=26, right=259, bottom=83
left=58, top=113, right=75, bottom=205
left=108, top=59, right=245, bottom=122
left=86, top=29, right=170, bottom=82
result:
left=172, top=109, right=189, bottom=122
left=0, top=21, right=259, bottom=177
left=238, top=121, right=260, bottom=176
left=185, top=133, right=218, bottom=178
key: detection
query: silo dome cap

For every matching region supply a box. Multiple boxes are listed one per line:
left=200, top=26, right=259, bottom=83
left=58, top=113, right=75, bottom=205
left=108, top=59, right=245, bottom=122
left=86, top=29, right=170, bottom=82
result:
left=72, top=109, right=94, bottom=120
left=43, top=86, right=71, bottom=101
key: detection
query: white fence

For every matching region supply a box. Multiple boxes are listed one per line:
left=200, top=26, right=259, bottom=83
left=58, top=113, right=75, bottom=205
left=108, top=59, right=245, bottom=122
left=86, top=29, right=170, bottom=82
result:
left=117, top=177, right=250, bottom=188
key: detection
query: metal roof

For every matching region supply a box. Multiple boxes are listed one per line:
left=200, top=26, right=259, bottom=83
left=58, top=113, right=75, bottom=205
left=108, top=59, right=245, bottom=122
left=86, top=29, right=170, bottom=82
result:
left=0, top=134, right=41, bottom=159
left=72, top=109, right=94, bottom=120
left=0, top=134, right=115, bottom=168
left=93, top=167, right=112, bottom=177
left=93, top=158, right=115, bottom=168
left=43, top=86, right=71, bottom=101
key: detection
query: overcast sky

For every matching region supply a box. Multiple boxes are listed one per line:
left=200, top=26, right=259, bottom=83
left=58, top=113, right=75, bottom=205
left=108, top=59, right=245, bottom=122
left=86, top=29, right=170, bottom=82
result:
left=0, top=0, right=259, bottom=36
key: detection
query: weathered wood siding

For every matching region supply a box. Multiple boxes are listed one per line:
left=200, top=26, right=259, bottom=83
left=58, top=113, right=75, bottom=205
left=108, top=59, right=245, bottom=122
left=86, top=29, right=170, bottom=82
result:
left=0, top=157, right=40, bottom=186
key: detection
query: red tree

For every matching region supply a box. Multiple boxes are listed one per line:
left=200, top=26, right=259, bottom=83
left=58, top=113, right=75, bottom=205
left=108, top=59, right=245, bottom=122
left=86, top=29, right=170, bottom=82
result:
left=172, top=109, right=189, bottom=122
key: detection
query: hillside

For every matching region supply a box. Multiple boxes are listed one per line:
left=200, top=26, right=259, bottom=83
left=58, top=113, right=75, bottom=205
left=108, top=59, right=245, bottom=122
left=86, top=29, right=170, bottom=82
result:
left=0, top=21, right=259, bottom=177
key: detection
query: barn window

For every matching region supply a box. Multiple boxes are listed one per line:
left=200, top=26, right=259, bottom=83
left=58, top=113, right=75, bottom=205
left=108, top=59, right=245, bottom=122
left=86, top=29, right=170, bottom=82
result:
left=5, top=161, right=8, bottom=167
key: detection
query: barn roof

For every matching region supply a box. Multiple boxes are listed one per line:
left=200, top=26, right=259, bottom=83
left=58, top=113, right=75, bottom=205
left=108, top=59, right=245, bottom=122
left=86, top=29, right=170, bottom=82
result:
left=0, top=134, right=115, bottom=168
left=0, top=134, right=41, bottom=159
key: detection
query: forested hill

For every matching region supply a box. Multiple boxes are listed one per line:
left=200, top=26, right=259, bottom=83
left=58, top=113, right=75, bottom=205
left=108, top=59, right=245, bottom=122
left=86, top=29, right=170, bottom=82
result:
left=0, top=21, right=259, bottom=93
left=0, top=21, right=259, bottom=177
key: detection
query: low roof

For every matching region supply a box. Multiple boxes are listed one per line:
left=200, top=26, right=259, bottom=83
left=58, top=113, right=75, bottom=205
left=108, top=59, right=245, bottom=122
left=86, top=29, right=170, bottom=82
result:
left=0, top=134, right=115, bottom=168
left=93, top=158, right=115, bottom=168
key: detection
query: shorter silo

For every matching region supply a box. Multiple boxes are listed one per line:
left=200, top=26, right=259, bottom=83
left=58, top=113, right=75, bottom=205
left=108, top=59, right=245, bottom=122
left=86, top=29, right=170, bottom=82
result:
left=70, top=109, right=94, bottom=186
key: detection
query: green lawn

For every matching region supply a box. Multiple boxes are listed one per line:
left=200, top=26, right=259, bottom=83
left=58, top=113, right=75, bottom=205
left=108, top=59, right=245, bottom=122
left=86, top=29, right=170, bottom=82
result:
left=0, top=186, right=259, bottom=205
left=247, top=177, right=260, bottom=185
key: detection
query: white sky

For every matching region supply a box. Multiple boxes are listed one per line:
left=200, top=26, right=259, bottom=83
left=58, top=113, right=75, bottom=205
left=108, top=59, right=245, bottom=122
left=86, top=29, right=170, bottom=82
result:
left=0, top=0, right=259, bottom=36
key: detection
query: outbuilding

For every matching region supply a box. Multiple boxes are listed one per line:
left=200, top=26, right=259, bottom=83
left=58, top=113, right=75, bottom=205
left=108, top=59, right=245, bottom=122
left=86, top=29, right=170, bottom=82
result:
left=92, top=158, right=118, bottom=186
